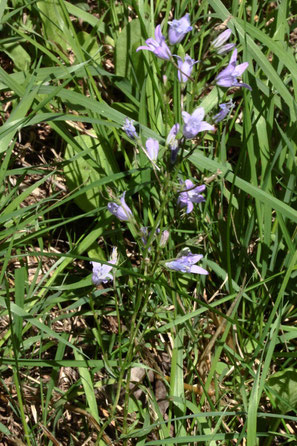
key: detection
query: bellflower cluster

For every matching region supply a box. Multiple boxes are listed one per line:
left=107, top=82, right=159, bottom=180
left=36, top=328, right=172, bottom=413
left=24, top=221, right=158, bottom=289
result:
left=216, top=49, right=252, bottom=90
left=168, top=13, right=193, bottom=45
left=213, top=100, right=234, bottom=123
left=182, top=107, right=215, bottom=139
left=176, top=54, right=199, bottom=83
left=178, top=180, right=206, bottom=214
left=212, top=29, right=235, bottom=55
left=91, top=247, right=118, bottom=286
left=104, top=14, right=253, bottom=286
left=165, top=251, right=208, bottom=275
left=107, top=192, right=133, bottom=221
left=136, top=25, right=171, bottom=60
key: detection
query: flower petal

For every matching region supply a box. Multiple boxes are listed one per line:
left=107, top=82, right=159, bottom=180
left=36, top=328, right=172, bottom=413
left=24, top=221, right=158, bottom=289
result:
left=191, top=107, right=205, bottom=122
left=186, top=201, right=194, bottom=214
left=198, top=121, right=215, bottom=132
left=233, top=62, right=249, bottom=77
left=181, top=111, right=191, bottom=124
left=190, top=265, right=209, bottom=275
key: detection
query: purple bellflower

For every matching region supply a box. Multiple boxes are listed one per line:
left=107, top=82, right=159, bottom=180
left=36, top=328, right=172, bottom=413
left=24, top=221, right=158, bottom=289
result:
left=212, top=29, right=235, bottom=55
left=122, top=118, right=138, bottom=139
left=165, top=250, right=208, bottom=275
left=178, top=179, right=206, bottom=214
left=145, top=138, right=159, bottom=162
left=182, top=107, right=215, bottom=139
left=107, top=192, right=133, bottom=221
left=136, top=25, right=171, bottom=60
left=91, top=247, right=117, bottom=286
left=168, top=13, right=192, bottom=45
left=213, top=100, right=234, bottom=123
left=166, top=123, right=180, bottom=163
left=215, top=49, right=252, bottom=90
left=176, top=54, right=199, bottom=83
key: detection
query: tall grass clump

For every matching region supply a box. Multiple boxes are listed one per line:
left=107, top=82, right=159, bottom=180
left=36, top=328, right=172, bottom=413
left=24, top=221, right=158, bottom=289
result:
left=0, top=0, right=296, bottom=445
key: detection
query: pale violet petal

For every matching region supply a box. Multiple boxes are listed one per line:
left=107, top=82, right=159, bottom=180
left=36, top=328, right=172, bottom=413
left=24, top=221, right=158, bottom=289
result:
left=190, top=265, right=209, bottom=275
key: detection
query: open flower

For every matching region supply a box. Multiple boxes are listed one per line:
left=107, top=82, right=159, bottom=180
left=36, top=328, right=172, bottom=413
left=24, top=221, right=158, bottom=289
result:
left=136, top=25, right=171, bottom=60
left=91, top=247, right=117, bottom=286
left=176, top=54, right=199, bottom=83
left=178, top=179, right=206, bottom=214
left=213, top=100, right=234, bottom=123
left=165, top=250, right=208, bottom=275
left=145, top=138, right=159, bottom=162
left=215, top=49, right=252, bottom=90
left=122, top=118, right=138, bottom=139
left=182, top=107, right=215, bottom=139
left=107, top=192, right=133, bottom=221
left=168, top=13, right=192, bottom=45
left=211, top=29, right=235, bottom=55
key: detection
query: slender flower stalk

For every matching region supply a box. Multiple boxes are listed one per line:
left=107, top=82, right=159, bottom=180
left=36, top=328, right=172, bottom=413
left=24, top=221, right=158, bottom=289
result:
left=107, top=192, right=133, bottom=221
left=136, top=25, right=171, bottom=60
left=178, top=179, right=206, bottom=214
left=182, top=107, right=215, bottom=139
left=91, top=247, right=117, bottom=286
left=165, top=250, right=208, bottom=275
left=168, top=13, right=192, bottom=45
left=215, top=49, right=252, bottom=90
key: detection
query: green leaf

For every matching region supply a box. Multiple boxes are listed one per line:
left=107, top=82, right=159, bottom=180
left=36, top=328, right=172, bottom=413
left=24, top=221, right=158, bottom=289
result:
left=115, top=18, right=145, bottom=81
left=0, top=422, right=10, bottom=435
left=267, top=368, right=297, bottom=413
left=0, top=40, right=31, bottom=71
left=76, top=31, right=101, bottom=63
left=74, top=351, right=100, bottom=422
left=64, top=134, right=105, bottom=212
left=36, top=0, right=65, bottom=45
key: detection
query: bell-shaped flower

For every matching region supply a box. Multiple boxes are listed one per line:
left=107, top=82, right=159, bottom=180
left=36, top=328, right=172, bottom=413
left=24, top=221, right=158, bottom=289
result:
left=176, top=54, right=199, bottom=83
left=182, top=107, right=215, bottom=139
left=168, top=13, right=192, bottom=45
left=136, top=25, right=171, bottom=60
left=165, top=250, right=208, bottom=275
left=107, top=192, right=133, bottom=221
left=91, top=247, right=117, bottom=286
left=122, top=118, right=138, bottom=139
left=178, top=179, right=206, bottom=214
left=215, top=49, right=252, bottom=90
left=211, top=29, right=235, bottom=55
left=213, top=100, right=234, bottom=123
left=145, top=138, right=159, bottom=162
